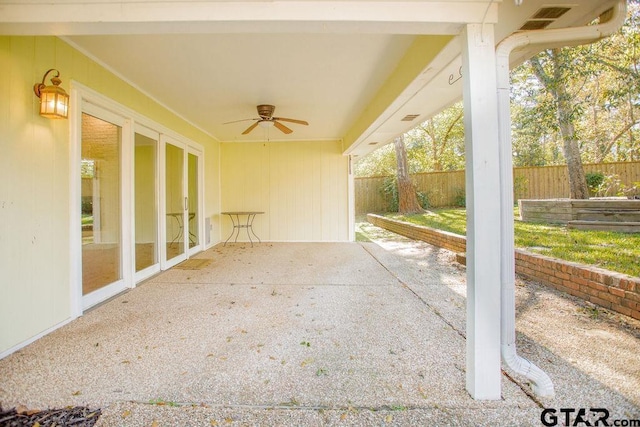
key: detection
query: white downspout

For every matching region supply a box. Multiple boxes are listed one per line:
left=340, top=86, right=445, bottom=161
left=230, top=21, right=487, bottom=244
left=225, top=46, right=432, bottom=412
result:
left=496, top=0, right=627, bottom=398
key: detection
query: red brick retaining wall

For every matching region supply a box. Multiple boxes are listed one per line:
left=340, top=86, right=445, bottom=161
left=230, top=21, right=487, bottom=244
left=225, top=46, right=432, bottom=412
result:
left=367, top=213, right=640, bottom=320
left=367, top=214, right=466, bottom=253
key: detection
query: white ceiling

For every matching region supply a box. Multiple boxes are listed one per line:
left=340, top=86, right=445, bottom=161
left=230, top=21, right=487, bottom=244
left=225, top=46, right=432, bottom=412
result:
left=66, top=33, right=415, bottom=143
left=1, top=0, right=623, bottom=156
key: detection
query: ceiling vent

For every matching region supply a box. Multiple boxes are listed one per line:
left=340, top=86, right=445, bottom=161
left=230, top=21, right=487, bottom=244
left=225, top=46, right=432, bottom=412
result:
left=533, top=7, right=571, bottom=19
left=401, top=114, right=420, bottom=122
left=520, top=20, right=554, bottom=30
left=519, top=7, right=570, bottom=31
left=368, top=142, right=379, bottom=145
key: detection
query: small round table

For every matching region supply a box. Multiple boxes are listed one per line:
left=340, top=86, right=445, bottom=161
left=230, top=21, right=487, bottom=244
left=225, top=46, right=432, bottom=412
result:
left=221, top=211, right=264, bottom=247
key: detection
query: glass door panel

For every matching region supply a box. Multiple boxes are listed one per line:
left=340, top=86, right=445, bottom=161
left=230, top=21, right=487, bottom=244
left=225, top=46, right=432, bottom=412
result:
left=81, top=113, right=122, bottom=295
left=165, top=143, right=185, bottom=261
left=188, top=152, right=199, bottom=250
left=134, top=132, right=158, bottom=274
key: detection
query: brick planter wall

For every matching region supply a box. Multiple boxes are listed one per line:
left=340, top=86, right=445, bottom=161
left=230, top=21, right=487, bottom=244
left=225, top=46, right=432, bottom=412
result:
left=367, top=214, right=466, bottom=253
left=367, top=213, right=640, bottom=321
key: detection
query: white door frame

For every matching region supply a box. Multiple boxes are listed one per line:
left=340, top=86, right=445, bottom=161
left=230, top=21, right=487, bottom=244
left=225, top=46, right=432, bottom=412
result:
left=133, top=124, right=162, bottom=283
left=160, top=135, right=205, bottom=268
left=73, top=100, right=132, bottom=312
left=187, top=146, right=205, bottom=258
left=70, top=81, right=206, bottom=317
left=160, top=134, right=188, bottom=269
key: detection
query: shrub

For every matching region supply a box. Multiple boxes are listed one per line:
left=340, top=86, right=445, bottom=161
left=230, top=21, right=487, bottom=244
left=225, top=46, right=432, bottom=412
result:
left=417, top=191, right=430, bottom=209
left=381, top=176, right=399, bottom=212
left=514, top=175, right=529, bottom=201
left=81, top=197, right=93, bottom=215
left=453, top=187, right=466, bottom=207
left=585, top=172, right=605, bottom=196
left=380, top=175, right=430, bottom=211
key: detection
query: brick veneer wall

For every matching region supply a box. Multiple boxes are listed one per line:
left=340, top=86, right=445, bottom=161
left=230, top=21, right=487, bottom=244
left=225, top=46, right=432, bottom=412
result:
left=367, top=213, right=640, bottom=321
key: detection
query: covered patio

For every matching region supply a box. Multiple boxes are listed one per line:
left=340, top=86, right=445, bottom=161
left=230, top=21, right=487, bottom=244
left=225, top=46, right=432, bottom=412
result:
left=1, top=231, right=638, bottom=425
left=0, top=0, right=632, bottom=406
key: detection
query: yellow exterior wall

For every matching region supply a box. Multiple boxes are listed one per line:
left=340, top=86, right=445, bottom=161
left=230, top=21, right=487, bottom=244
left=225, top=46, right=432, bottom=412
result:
left=0, top=36, right=220, bottom=355
left=205, top=138, right=222, bottom=243
left=220, top=141, right=349, bottom=242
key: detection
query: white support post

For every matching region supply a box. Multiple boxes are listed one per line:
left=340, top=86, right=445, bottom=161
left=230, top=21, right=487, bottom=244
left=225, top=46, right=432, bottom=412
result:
left=461, top=23, right=502, bottom=400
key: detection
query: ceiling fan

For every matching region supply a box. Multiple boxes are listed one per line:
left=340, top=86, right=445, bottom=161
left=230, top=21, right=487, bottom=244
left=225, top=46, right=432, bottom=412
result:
left=224, top=104, right=309, bottom=135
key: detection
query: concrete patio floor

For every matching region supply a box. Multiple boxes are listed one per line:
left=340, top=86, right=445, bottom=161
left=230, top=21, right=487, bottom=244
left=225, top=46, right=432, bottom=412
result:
left=1, top=224, right=639, bottom=426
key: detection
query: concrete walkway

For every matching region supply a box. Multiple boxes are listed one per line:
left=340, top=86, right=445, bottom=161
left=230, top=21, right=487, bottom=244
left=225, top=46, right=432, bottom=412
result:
left=1, top=226, right=639, bottom=426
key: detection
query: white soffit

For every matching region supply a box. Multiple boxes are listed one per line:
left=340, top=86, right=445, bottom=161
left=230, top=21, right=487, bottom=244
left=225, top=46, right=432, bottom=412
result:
left=0, top=1, right=498, bottom=35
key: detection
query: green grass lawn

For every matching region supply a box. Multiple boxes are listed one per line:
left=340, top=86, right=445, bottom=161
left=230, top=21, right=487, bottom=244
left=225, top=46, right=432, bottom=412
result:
left=81, top=214, right=93, bottom=226
left=384, top=208, right=640, bottom=278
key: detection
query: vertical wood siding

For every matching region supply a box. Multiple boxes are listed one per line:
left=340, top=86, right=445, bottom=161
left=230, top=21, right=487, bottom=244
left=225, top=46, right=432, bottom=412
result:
left=220, top=141, right=349, bottom=242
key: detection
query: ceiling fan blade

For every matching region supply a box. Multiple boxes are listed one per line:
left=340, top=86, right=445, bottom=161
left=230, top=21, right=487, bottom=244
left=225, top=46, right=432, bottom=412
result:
left=242, top=121, right=260, bottom=135
left=223, top=118, right=257, bottom=125
left=273, top=120, right=293, bottom=134
left=273, top=117, right=309, bottom=126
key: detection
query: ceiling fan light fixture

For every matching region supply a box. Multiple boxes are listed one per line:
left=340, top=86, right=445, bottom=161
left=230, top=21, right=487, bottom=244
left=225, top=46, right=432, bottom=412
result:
left=228, top=105, right=308, bottom=135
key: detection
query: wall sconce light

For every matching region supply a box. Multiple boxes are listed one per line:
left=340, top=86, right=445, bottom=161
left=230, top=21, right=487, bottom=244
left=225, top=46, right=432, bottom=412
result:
left=33, top=69, right=69, bottom=119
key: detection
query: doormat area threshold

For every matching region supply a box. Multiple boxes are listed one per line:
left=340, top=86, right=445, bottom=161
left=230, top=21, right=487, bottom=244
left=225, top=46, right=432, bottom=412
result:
left=173, top=259, right=212, bottom=270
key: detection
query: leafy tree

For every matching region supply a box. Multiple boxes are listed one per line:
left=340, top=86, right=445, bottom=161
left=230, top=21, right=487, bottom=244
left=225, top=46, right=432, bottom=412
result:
left=355, top=103, right=465, bottom=178
left=510, top=3, right=640, bottom=175
left=577, top=5, right=640, bottom=163
left=404, top=102, right=465, bottom=172
left=354, top=144, right=396, bottom=177
left=529, top=48, right=590, bottom=199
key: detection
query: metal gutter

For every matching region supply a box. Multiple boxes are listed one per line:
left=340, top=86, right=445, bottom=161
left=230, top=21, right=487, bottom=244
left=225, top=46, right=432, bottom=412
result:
left=495, top=0, right=627, bottom=398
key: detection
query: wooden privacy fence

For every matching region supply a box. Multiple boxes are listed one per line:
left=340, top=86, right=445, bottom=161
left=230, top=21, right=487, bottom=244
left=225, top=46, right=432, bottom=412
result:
left=355, top=161, right=640, bottom=214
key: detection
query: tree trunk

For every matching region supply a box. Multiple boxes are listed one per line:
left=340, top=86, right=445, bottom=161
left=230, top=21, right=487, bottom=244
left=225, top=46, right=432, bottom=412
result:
left=531, top=50, right=590, bottom=199
left=394, top=135, right=423, bottom=214
left=552, top=50, right=589, bottom=199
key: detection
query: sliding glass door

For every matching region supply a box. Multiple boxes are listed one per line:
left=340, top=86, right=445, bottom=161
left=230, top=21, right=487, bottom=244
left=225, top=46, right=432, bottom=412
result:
left=187, top=151, right=201, bottom=253
left=134, top=127, right=160, bottom=281
left=80, top=109, right=127, bottom=308
left=165, top=141, right=186, bottom=265
left=162, top=139, right=203, bottom=267
left=73, top=87, right=206, bottom=313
